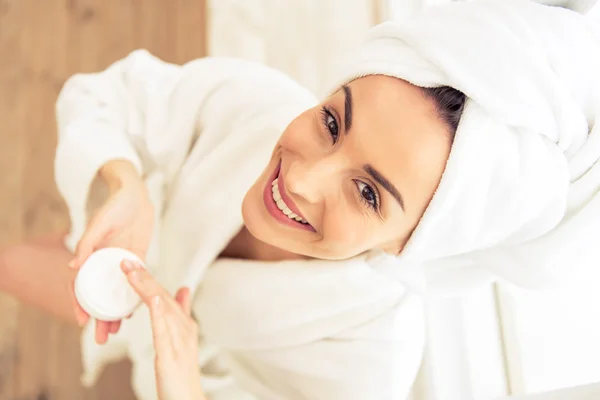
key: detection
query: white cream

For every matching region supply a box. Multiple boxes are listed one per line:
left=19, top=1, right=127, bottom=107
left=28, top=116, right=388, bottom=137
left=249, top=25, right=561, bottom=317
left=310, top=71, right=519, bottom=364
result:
left=272, top=179, right=308, bottom=224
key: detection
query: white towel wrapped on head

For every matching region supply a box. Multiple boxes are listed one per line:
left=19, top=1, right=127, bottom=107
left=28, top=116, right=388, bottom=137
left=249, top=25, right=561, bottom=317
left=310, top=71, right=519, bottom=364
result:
left=331, top=0, right=600, bottom=294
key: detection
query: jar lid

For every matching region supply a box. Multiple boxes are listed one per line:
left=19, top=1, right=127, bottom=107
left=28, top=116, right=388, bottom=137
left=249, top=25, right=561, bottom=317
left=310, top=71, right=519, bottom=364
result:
left=74, top=247, right=145, bottom=321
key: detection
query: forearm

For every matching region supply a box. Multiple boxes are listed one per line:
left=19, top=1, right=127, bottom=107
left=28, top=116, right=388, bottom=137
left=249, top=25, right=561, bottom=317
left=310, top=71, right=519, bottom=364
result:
left=55, top=50, right=173, bottom=206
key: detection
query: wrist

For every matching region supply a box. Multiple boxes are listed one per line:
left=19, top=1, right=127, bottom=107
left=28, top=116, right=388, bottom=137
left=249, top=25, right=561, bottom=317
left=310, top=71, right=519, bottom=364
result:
left=189, top=379, right=206, bottom=400
left=100, top=159, right=143, bottom=192
left=191, top=389, right=207, bottom=400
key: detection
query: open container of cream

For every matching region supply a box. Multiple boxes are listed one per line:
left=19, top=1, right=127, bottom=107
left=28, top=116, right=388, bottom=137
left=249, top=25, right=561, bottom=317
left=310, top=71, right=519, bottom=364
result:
left=74, top=247, right=145, bottom=321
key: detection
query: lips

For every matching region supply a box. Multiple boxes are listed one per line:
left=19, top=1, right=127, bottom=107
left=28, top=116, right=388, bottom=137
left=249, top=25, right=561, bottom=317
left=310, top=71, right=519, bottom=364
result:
left=276, top=167, right=308, bottom=222
left=263, top=160, right=315, bottom=232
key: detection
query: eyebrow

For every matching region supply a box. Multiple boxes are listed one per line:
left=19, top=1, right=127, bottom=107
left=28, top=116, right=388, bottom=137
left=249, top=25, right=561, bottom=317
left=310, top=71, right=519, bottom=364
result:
left=342, top=85, right=353, bottom=132
left=363, top=164, right=405, bottom=211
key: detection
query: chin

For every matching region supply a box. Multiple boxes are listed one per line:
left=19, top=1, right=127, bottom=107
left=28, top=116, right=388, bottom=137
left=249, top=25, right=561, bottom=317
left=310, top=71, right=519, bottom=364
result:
left=241, top=186, right=275, bottom=243
left=241, top=186, right=261, bottom=233
left=241, top=192, right=305, bottom=258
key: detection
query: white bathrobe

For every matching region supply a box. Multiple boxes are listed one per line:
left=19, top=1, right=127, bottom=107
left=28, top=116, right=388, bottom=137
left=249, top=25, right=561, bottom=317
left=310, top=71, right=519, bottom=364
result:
left=54, top=1, right=600, bottom=398
left=55, top=50, right=426, bottom=400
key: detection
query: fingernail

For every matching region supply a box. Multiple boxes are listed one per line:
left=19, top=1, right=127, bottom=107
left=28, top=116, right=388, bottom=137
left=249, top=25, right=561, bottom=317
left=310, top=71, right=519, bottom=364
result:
left=122, top=260, right=134, bottom=271
left=153, top=296, right=161, bottom=310
left=130, top=270, right=139, bottom=281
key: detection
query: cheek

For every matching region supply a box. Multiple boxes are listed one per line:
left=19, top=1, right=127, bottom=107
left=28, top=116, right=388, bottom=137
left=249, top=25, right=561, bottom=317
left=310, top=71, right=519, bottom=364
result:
left=320, top=207, right=375, bottom=255
left=278, top=109, right=318, bottom=152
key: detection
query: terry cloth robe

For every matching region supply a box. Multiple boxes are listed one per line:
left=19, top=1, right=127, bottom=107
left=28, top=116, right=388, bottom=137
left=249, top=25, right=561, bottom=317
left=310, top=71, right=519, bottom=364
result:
left=54, top=50, right=426, bottom=400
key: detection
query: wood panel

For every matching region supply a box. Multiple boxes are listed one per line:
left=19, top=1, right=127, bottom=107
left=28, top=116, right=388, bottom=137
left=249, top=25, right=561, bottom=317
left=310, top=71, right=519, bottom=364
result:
left=0, top=1, right=207, bottom=399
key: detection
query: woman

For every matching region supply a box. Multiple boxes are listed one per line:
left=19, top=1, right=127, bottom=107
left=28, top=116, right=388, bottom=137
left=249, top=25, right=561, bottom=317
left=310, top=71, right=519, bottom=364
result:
left=2, top=0, right=600, bottom=399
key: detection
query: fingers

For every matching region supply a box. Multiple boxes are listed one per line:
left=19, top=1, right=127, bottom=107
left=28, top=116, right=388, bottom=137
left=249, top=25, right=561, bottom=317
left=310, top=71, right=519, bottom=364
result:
left=122, top=261, right=188, bottom=323
left=121, top=260, right=182, bottom=355
left=121, top=260, right=169, bottom=305
left=175, top=287, right=192, bottom=316
left=109, top=320, right=121, bottom=334
left=68, top=276, right=89, bottom=327
left=95, top=320, right=110, bottom=344
left=147, top=296, right=174, bottom=356
left=168, top=291, right=196, bottom=353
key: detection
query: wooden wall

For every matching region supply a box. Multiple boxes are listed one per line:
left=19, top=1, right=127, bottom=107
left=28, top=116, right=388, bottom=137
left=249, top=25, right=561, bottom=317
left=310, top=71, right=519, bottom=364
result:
left=0, top=1, right=207, bottom=398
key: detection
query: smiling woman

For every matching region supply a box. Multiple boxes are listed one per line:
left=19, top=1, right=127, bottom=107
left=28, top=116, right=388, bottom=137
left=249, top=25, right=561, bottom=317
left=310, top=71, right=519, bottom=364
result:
left=242, top=76, right=461, bottom=261
left=1, top=1, right=600, bottom=399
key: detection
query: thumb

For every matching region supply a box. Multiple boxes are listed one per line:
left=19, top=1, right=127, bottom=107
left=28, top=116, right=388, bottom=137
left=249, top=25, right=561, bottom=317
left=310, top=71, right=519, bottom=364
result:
left=71, top=217, right=108, bottom=269
left=175, top=287, right=192, bottom=316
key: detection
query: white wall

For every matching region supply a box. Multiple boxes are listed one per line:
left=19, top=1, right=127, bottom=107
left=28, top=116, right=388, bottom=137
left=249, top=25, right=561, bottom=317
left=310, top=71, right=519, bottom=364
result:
left=207, top=0, right=375, bottom=96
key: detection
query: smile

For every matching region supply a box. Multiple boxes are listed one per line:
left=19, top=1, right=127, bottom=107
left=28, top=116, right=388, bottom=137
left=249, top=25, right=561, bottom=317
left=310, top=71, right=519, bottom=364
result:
left=271, top=180, right=309, bottom=224
left=263, top=161, right=315, bottom=232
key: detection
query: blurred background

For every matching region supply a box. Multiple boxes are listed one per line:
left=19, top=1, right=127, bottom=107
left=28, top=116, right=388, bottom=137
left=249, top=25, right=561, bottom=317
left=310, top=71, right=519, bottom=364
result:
left=1, top=1, right=600, bottom=400
left=0, top=2, right=207, bottom=399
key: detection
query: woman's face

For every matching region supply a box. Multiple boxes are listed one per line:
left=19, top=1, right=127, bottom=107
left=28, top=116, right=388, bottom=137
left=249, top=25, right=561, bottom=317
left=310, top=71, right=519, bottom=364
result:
left=242, top=75, right=452, bottom=260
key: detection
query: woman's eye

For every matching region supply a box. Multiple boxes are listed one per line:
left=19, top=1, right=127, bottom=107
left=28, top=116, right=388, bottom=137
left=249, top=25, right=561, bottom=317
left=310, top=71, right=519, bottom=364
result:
left=321, top=107, right=339, bottom=143
left=355, top=180, right=379, bottom=210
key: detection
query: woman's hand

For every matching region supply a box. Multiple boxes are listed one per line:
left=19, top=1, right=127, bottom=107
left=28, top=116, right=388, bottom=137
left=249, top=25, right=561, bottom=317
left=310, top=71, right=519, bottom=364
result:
left=121, top=260, right=206, bottom=400
left=68, top=160, right=155, bottom=343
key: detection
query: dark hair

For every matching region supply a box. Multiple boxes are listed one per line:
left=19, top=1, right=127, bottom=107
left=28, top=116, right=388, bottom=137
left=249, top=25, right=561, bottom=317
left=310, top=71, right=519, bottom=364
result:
left=422, top=86, right=467, bottom=135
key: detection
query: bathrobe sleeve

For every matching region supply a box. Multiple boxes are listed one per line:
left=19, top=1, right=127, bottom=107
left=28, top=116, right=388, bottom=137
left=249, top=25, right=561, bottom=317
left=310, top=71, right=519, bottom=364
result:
left=54, top=50, right=303, bottom=250
left=55, top=50, right=178, bottom=211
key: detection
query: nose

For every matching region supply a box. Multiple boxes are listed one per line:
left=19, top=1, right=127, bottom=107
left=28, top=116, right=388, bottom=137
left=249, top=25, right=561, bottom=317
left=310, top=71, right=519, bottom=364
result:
left=285, top=156, right=340, bottom=204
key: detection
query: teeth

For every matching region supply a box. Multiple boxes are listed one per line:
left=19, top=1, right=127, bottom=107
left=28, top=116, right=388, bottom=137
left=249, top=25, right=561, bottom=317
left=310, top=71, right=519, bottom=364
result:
left=271, top=179, right=309, bottom=225
left=280, top=203, right=292, bottom=215
left=271, top=185, right=281, bottom=201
